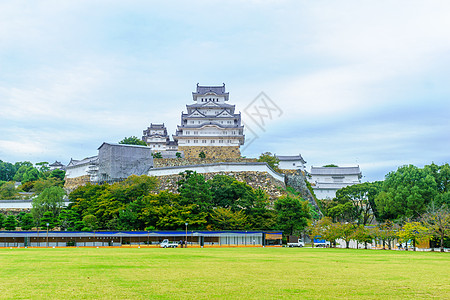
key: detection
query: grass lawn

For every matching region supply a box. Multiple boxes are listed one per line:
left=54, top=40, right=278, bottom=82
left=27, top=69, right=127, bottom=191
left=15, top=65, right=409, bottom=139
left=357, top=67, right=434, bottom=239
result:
left=0, top=247, right=448, bottom=299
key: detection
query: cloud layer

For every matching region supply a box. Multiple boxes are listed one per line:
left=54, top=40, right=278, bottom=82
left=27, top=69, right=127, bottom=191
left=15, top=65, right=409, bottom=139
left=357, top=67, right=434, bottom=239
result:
left=1, top=1, right=449, bottom=182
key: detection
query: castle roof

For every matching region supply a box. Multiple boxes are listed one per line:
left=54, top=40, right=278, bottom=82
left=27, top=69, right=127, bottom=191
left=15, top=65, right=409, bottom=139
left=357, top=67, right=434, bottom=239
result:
left=310, top=166, right=361, bottom=177
left=192, top=83, right=229, bottom=100
left=276, top=154, right=306, bottom=164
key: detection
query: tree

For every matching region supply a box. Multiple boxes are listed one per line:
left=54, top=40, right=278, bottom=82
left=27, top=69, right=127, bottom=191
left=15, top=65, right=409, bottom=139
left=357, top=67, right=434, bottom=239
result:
left=351, top=225, right=373, bottom=249
left=334, top=223, right=355, bottom=249
left=152, top=152, right=163, bottom=158
left=398, top=221, right=428, bottom=251
left=257, top=152, right=280, bottom=171
left=275, top=196, right=311, bottom=236
left=0, top=182, right=18, bottom=199
left=40, top=211, right=56, bottom=229
left=4, top=215, right=18, bottom=230
left=334, top=182, right=380, bottom=225
left=59, top=209, right=80, bottom=231
left=210, top=208, right=248, bottom=230
left=307, top=217, right=334, bottom=248
left=176, top=152, right=182, bottom=158
left=19, top=213, right=34, bottom=230
left=0, top=160, right=17, bottom=181
left=375, top=165, right=438, bottom=221
left=119, top=136, right=147, bottom=146
left=177, top=171, right=212, bottom=214
left=50, top=169, right=66, bottom=181
left=31, top=186, right=66, bottom=226
left=322, top=164, right=339, bottom=168
left=422, top=204, right=450, bottom=252
left=82, top=214, right=98, bottom=231
left=198, top=151, right=206, bottom=159
left=35, top=162, right=50, bottom=173
left=0, top=213, right=5, bottom=229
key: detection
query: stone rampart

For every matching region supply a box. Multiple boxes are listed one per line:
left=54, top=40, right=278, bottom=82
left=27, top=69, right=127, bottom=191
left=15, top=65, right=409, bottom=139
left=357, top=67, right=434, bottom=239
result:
left=64, top=175, right=91, bottom=193
left=152, top=171, right=286, bottom=201
left=177, top=146, right=241, bottom=159
left=153, top=157, right=256, bottom=168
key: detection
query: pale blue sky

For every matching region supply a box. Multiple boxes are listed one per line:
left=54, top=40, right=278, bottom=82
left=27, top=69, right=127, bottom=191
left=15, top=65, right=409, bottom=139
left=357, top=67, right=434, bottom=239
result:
left=1, top=0, right=449, bottom=182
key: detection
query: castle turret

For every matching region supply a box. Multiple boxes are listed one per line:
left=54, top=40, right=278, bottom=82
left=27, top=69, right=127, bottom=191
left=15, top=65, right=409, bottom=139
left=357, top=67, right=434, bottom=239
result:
left=173, top=84, right=245, bottom=159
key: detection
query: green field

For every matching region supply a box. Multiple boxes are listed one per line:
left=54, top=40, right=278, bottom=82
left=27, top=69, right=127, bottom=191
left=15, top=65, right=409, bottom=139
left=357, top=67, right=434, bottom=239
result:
left=0, top=247, right=448, bottom=299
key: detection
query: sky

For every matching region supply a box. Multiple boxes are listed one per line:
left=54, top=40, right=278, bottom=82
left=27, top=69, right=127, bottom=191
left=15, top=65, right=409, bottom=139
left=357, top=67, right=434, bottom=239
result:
left=1, top=0, right=449, bottom=182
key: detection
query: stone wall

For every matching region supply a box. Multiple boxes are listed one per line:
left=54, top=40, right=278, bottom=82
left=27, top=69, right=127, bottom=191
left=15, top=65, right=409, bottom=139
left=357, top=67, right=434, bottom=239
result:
left=153, top=157, right=256, bottom=168
left=64, top=175, right=91, bottom=193
left=284, top=170, right=321, bottom=212
left=177, top=146, right=241, bottom=159
left=152, top=171, right=286, bottom=201
left=0, top=208, right=30, bottom=215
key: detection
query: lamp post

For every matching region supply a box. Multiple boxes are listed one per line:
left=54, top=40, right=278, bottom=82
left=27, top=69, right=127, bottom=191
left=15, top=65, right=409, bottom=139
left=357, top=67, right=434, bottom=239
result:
left=46, top=223, right=49, bottom=248
left=185, top=222, right=188, bottom=248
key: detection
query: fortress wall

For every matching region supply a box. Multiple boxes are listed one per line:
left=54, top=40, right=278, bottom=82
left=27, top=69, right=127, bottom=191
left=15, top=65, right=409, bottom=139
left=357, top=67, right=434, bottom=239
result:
left=177, top=146, right=241, bottom=160
left=152, top=170, right=286, bottom=201
left=153, top=157, right=256, bottom=168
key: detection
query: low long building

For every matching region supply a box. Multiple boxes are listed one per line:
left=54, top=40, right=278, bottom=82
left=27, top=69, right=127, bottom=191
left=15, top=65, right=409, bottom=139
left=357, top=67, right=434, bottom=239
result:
left=0, top=231, right=282, bottom=247
left=309, top=166, right=362, bottom=199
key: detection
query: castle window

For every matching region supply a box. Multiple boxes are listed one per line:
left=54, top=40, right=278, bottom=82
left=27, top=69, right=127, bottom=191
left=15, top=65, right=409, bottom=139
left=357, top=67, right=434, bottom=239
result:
left=202, top=140, right=207, bottom=143
left=219, top=140, right=223, bottom=143
left=211, top=140, right=215, bottom=143
left=228, top=140, right=231, bottom=143
left=187, top=140, right=190, bottom=143
left=194, top=140, right=198, bottom=143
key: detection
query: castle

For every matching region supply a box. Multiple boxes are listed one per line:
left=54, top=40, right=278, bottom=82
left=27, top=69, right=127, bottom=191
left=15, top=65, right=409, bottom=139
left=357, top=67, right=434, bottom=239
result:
left=142, top=84, right=244, bottom=159
left=63, top=83, right=361, bottom=202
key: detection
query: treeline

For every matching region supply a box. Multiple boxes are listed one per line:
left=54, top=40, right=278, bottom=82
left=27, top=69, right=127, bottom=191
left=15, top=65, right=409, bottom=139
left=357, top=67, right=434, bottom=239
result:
left=314, top=163, right=450, bottom=251
left=0, top=160, right=65, bottom=199
left=2, top=171, right=311, bottom=234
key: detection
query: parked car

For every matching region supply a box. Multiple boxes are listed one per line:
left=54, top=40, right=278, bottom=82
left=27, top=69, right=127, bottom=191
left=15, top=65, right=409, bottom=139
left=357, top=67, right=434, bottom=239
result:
left=160, top=239, right=179, bottom=248
left=287, top=239, right=305, bottom=247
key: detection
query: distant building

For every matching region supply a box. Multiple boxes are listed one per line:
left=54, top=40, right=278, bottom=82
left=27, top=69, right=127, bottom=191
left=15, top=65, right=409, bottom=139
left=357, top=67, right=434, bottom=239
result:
left=173, top=84, right=245, bottom=159
left=64, top=143, right=153, bottom=190
left=142, top=123, right=177, bottom=151
left=308, top=166, right=362, bottom=199
left=276, top=154, right=306, bottom=172
left=49, top=161, right=65, bottom=171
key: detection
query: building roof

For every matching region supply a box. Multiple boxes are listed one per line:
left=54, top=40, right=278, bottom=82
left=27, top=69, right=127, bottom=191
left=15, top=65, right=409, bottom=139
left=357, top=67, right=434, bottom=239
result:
left=49, top=161, right=64, bottom=167
left=97, top=142, right=149, bottom=150
left=192, top=83, right=229, bottom=100
left=148, top=123, right=166, bottom=129
left=67, top=156, right=98, bottom=167
left=276, top=154, right=306, bottom=164
left=310, top=166, right=361, bottom=176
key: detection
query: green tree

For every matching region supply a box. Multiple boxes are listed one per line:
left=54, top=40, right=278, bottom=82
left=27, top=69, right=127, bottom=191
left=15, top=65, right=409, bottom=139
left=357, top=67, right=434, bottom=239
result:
left=49, top=169, right=66, bottom=181
left=59, top=209, right=80, bottom=231
left=4, top=215, right=18, bottom=230
left=422, top=204, right=450, bottom=252
left=82, top=214, right=98, bottom=231
left=0, top=182, right=18, bottom=199
left=35, top=162, right=50, bottom=173
left=198, top=151, right=206, bottom=159
left=40, top=211, right=56, bottom=229
left=257, top=152, right=280, bottom=171
left=351, top=225, right=373, bottom=249
left=152, top=152, right=163, bottom=158
left=176, top=152, right=182, bottom=158
left=334, top=222, right=355, bottom=249
left=322, top=164, right=339, bottom=167
left=275, top=196, right=311, bottom=236
left=0, top=160, right=17, bottom=181
left=210, top=208, right=248, bottom=230
left=375, top=165, right=438, bottom=221
left=18, top=213, right=34, bottom=230
left=31, top=186, right=66, bottom=226
left=119, top=136, right=147, bottom=146
left=398, top=221, right=428, bottom=251
left=178, top=171, right=212, bottom=214
left=0, top=213, right=5, bottom=229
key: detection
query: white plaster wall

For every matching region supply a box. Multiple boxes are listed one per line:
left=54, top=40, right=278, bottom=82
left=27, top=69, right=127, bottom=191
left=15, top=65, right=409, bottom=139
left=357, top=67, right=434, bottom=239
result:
left=65, top=164, right=90, bottom=178
left=278, top=160, right=305, bottom=171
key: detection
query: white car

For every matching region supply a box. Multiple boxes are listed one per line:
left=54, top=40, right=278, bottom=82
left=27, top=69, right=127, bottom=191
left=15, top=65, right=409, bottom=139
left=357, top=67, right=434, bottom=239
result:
left=160, top=239, right=179, bottom=248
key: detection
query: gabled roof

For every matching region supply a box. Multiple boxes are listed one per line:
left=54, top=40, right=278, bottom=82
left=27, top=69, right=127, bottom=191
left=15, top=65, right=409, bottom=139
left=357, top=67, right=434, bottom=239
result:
left=310, top=166, right=361, bottom=176
left=67, top=156, right=98, bottom=167
left=49, top=161, right=64, bottom=167
left=216, top=110, right=234, bottom=118
left=97, top=142, right=149, bottom=150
left=186, top=109, right=206, bottom=118
left=192, top=83, right=229, bottom=101
left=276, top=154, right=306, bottom=164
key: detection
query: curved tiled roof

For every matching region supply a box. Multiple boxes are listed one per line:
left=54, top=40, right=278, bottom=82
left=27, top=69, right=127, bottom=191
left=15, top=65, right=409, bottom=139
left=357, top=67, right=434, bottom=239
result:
left=310, top=166, right=361, bottom=176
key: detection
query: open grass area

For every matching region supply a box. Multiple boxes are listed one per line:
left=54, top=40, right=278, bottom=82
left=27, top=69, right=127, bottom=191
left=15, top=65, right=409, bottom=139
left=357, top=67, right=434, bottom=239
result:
left=0, top=247, right=448, bottom=299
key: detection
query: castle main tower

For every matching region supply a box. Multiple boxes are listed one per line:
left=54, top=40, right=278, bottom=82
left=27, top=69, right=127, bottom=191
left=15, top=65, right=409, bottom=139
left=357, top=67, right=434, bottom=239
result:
left=173, top=84, right=245, bottom=159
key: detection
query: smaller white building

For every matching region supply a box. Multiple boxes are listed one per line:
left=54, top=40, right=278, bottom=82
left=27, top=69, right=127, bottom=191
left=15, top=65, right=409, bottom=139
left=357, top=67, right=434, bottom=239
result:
left=276, top=154, right=306, bottom=172
left=309, top=166, right=362, bottom=199
left=142, top=123, right=177, bottom=151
